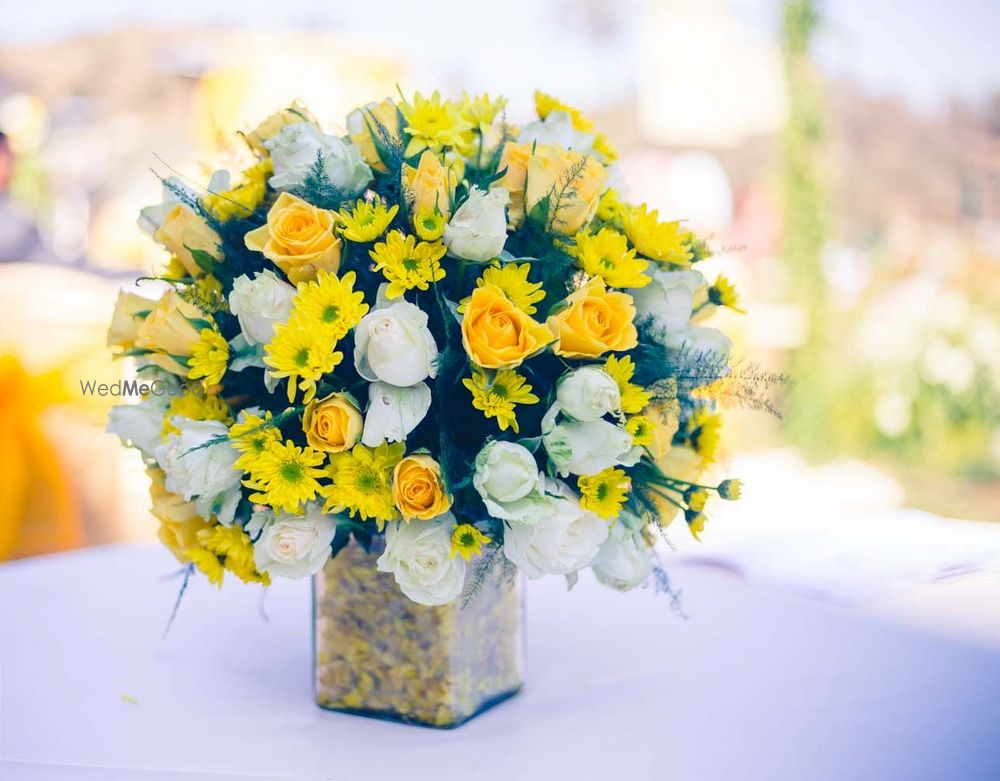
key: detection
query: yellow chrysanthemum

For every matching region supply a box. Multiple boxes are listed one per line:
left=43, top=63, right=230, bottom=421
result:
left=187, top=328, right=230, bottom=390
left=161, top=392, right=231, bottom=439
left=461, top=92, right=507, bottom=133
left=242, top=439, right=326, bottom=514
left=462, top=366, right=539, bottom=434
left=337, top=197, right=399, bottom=243
left=621, top=205, right=693, bottom=266
left=708, top=274, right=745, bottom=312
left=681, top=408, right=723, bottom=465
left=263, top=318, right=342, bottom=403
left=229, top=411, right=283, bottom=472
left=369, top=230, right=446, bottom=299
left=399, top=90, right=472, bottom=157
left=595, top=188, right=626, bottom=224
left=603, top=355, right=651, bottom=414
left=572, top=228, right=651, bottom=289
left=450, top=523, right=491, bottom=560
left=461, top=263, right=545, bottom=315
left=592, top=132, right=618, bottom=162
left=186, top=524, right=270, bottom=587
left=292, top=270, right=369, bottom=339
left=203, top=159, right=272, bottom=221
left=625, top=414, right=655, bottom=448
left=577, top=467, right=630, bottom=520
left=534, top=90, right=594, bottom=132
left=413, top=210, right=446, bottom=241
left=323, top=442, right=405, bottom=528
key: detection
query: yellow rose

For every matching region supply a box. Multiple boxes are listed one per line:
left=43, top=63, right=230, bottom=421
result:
left=107, top=290, right=156, bottom=350
left=461, top=284, right=553, bottom=369
left=148, top=467, right=213, bottom=563
left=524, top=144, right=607, bottom=235
left=244, top=192, right=342, bottom=284
left=348, top=99, right=400, bottom=172
left=243, top=102, right=314, bottom=154
left=133, top=290, right=206, bottom=376
left=493, top=142, right=532, bottom=229
left=392, top=454, right=452, bottom=521
left=402, top=150, right=453, bottom=224
left=303, top=392, right=363, bottom=453
left=547, top=278, right=638, bottom=358
left=153, top=204, right=223, bottom=278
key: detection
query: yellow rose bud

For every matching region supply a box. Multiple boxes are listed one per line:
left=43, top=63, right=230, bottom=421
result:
left=648, top=404, right=681, bottom=460
left=243, top=102, right=314, bottom=154
left=392, top=454, right=452, bottom=521
left=153, top=204, right=223, bottom=278
left=148, top=467, right=213, bottom=563
left=493, top=142, right=532, bottom=229
left=524, top=144, right=607, bottom=235
left=461, top=284, right=553, bottom=369
left=244, top=192, right=342, bottom=284
left=402, top=150, right=453, bottom=225
left=133, top=290, right=206, bottom=376
left=547, top=278, right=638, bottom=358
left=649, top=446, right=704, bottom=528
left=347, top=99, right=400, bottom=172
left=303, top=392, right=363, bottom=453
left=107, top=290, right=157, bottom=350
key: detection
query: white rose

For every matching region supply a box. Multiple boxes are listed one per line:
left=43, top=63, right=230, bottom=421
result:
left=107, top=393, right=171, bottom=458
left=473, top=440, right=554, bottom=523
left=518, top=110, right=596, bottom=155
left=666, top=325, right=733, bottom=363
left=503, top=488, right=609, bottom=578
left=591, top=532, right=652, bottom=592
left=228, top=270, right=297, bottom=345
left=353, top=300, right=439, bottom=387
left=556, top=367, right=621, bottom=421
left=155, top=418, right=242, bottom=525
left=543, top=415, right=640, bottom=477
left=631, top=269, right=705, bottom=340
left=443, top=186, right=509, bottom=262
left=249, top=503, right=336, bottom=579
left=377, top=517, right=466, bottom=606
left=138, top=172, right=227, bottom=235
left=361, top=381, right=432, bottom=446
left=266, top=122, right=372, bottom=194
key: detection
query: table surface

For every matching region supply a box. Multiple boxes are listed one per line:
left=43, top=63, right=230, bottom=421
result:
left=1, top=544, right=999, bottom=781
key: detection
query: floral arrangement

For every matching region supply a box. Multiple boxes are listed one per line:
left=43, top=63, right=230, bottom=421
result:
left=107, top=90, right=745, bottom=607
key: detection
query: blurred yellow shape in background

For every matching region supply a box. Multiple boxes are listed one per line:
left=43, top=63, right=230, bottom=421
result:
left=0, top=354, right=82, bottom=559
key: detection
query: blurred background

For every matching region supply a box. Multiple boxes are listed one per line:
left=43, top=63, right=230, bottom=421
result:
left=0, top=0, right=997, bottom=563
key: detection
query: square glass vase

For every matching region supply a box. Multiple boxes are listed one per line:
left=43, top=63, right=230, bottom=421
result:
left=312, top=537, right=524, bottom=728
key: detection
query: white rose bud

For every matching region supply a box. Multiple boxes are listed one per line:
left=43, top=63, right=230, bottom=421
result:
left=543, top=417, right=640, bottom=477
left=377, top=516, right=466, bottom=606
left=155, top=418, right=242, bottom=525
left=503, top=488, right=609, bottom=578
left=556, top=367, right=621, bottom=421
left=443, top=186, right=509, bottom=262
left=631, top=269, right=705, bottom=340
left=249, top=503, right=336, bottom=579
left=473, top=441, right=554, bottom=523
left=107, top=393, right=172, bottom=459
left=353, top=300, right=439, bottom=387
left=266, top=122, right=372, bottom=194
left=518, top=110, right=596, bottom=155
left=591, top=533, right=652, bottom=592
left=228, top=270, right=297, bottom=345
left=665, top=325, right=733, bottom=363
left=361, top=381, right=432, bottom=446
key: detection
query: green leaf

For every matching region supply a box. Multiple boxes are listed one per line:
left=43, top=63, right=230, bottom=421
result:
left=186, top=247, right=219, bottom=275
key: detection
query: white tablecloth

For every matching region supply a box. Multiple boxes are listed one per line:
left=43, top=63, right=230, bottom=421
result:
left=1, top=544, right=999, bottom=780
